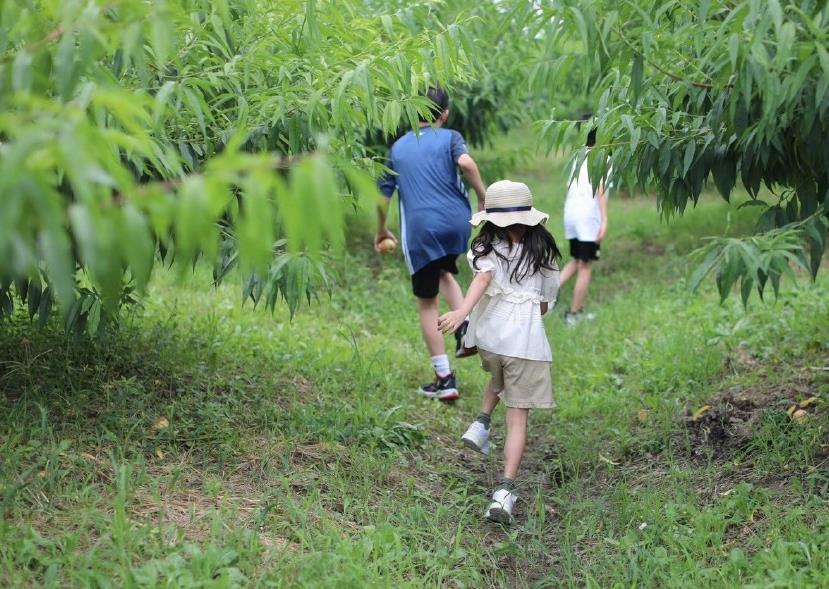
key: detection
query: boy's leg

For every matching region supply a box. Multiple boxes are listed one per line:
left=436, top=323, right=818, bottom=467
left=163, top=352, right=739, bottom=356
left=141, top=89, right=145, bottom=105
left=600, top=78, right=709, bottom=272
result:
left=413, top=260, right=458, bottom=400
left=570, top=259, right=593, bottom=313
left=439, top=270, right=463, bottom=311
left=416, top=296, right=446, bottom=359
left=503, top=407, right=529, bottom=480
left=440, top=268, right=478, bottom=358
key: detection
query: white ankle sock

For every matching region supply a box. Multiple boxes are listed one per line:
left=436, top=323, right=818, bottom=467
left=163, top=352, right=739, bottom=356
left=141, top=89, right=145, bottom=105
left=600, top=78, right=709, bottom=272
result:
left=430, top=354, right=451, bottom=378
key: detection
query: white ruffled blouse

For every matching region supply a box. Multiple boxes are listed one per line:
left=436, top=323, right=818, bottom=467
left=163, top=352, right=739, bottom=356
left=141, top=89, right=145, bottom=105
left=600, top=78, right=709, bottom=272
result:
left=465, top=240, right=560, bottom=362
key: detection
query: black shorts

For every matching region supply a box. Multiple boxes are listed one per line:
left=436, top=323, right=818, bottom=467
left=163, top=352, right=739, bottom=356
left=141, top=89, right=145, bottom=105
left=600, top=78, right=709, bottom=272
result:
left=569, top=238, right=600, bottom=262
left=412, top=255, right=459, bottom=299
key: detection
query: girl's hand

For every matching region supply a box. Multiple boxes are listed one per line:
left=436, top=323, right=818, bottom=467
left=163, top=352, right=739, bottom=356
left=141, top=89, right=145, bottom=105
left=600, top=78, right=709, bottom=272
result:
left=437, top=310, right=465, bottom=335
left=597, top=222, right=608, bottom=242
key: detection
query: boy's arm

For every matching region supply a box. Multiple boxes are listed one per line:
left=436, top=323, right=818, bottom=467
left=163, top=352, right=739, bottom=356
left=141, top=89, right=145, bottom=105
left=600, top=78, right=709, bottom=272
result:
left=597, top=181, right=608, bottom=242
left=457, top=154, right=487, bottom=212
left=437, top=270, right=492, bottom=334
left=375, top=166, right=398, bottom=251
left=375, top=197, right=397, bottom=252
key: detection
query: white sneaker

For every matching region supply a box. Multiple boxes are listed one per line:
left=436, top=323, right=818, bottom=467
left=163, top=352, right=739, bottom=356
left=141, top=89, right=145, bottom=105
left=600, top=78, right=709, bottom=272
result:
left=564, top=310, right=596, bottom=326
left=485, top=488, right=518, bottom=524
left=461, top=421, right=491, bottom=455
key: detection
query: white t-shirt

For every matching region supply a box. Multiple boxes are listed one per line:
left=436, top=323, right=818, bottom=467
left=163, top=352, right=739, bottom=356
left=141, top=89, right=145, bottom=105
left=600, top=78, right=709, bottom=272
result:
left=464, top=241, right=560, bottom=362
left=564, top=160, right=607, bottom=242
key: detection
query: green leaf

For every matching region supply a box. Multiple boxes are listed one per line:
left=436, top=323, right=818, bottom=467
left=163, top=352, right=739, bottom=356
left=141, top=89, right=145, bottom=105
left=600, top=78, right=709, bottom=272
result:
left=682, top=142, right=695, bottom=176
left=767, top=0, right=783, bottom=33
left=630, top=53, right=643, bottom=104
left=817, top=44, right=829, bottom=78
left=38, top=227, right=75, bottom=311
left=740, top=276, right=754, bottom=308
left=12, top=50, right=32, bottom=93
left=688, top=246, right=721, bottom=292
left=37, top=287, right=53, bottom=328
left=121, top=205, right=155, bottom=290
left=87, top=299, right=102, bottom=335
left=716, top=250, right=740, bottom=302
left=711, top=155, right=737, bottom=201
left=27, top=279, right=42, bottom=320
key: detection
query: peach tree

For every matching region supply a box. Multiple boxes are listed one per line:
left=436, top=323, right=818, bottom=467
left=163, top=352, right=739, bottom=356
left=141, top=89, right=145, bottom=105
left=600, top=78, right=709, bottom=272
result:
left=0, top=0, right=485, bottom=332
left=535, top=0, right=829, bottom=304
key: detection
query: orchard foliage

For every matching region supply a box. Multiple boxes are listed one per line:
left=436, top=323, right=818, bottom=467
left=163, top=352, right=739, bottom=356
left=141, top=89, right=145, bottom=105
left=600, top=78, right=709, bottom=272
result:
left=0, top=0, right=480, bottom=332
left=536, top=0, right=829, bottom=303
left=3, top=0, right=828, bottom=333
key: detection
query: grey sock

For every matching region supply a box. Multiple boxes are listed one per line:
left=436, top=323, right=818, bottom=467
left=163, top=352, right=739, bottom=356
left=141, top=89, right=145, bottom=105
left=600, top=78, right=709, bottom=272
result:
left=475, top=412, right=491, bottom=430
left=496, top=478, right=515, bottom=492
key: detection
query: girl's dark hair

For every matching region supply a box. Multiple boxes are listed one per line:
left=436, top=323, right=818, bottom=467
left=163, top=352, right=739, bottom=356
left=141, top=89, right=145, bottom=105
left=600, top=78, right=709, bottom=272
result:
left=471, top=222, right=561, bottom=283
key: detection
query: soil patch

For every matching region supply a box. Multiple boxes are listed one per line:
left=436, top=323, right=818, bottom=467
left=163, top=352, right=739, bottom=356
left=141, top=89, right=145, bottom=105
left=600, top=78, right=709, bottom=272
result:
left=683, top=348, right=826, bottom=461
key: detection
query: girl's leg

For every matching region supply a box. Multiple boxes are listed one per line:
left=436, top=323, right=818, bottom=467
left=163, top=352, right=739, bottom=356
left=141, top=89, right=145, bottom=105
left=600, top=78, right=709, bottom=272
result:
left=559, top=259, right=578, bottom=286
left=569, top=260, right=593, bottom=313
left=503, top=407, right=529, bottom=480
left=438, top=270, right=463, bottom=311
left=480, top=379, right=500, bottom=415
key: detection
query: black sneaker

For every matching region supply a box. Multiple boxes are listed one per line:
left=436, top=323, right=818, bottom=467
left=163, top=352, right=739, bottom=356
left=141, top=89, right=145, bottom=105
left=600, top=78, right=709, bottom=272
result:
left=454, top=320, right=478, bottom=359
left=418, top=372, right=459, bottom=401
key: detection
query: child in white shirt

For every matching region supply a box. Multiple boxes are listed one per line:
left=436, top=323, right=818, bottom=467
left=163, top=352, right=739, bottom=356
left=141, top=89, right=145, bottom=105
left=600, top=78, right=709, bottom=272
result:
left=438, top=180, right=561, bottom=524
left=561, top=128, right=609, bottom=324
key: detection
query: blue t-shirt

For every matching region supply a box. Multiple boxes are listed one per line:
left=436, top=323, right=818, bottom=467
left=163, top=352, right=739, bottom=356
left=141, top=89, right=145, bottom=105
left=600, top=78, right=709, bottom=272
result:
left=379, top=127, right=472, bottom=274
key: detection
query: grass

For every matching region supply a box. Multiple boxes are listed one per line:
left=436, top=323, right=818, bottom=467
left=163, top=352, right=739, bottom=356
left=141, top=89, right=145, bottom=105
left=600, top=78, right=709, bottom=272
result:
left=1, top=142, right=828, bottom=588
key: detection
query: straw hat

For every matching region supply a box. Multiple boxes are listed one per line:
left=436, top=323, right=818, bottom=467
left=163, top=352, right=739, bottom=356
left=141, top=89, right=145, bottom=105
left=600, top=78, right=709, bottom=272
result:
left=470, top=180, right=549, bottom=227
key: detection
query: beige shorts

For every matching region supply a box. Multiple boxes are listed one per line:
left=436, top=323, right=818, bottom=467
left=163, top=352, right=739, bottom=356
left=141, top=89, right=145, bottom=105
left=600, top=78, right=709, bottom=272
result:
left=479, top=349, right=554, bottom=409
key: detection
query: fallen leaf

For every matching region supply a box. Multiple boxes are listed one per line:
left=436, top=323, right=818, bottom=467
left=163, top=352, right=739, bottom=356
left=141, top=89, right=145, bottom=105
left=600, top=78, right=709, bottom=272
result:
left=799, top=397, right=821, bottom=409
left=792, top=409, right=808, bottom=424
left=155, top=447, right=166, bottom=459
left=151, top=416, right=170, bottom=431
left=691, top=405, right=712, bottom=421
left=638, top=522, right=647, bottom=530
left=786, top=404, right=798, bottom=417
left=598, top=453, right=619, bottom=466
left=637, top=409, right=649, bottom=422
left=38, top=470, right=47, bottom=479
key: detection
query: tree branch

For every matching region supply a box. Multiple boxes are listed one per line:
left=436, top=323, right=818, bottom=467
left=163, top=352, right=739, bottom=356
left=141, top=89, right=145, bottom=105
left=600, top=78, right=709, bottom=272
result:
left=1, top=25, right=64, bottom=64
left=615, top=26, right=717, bottom=90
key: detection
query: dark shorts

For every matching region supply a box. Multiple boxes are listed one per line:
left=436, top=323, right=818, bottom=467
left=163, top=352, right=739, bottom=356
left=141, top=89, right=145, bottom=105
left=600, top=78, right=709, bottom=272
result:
left=412, top=255, right=459, bottom=299
left=569, top=238, right=601, bottom=262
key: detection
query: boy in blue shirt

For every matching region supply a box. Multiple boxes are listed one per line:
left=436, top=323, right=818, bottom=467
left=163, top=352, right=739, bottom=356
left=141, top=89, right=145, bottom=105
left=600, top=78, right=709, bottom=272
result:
left=376, top=87, right=487, bottom=401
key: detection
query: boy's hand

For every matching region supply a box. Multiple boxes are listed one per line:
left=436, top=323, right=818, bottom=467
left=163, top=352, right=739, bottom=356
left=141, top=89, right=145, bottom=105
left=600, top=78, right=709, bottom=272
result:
left=437, top=310, right=465, bottom=335
left=374, top=229, right=398, bottom=253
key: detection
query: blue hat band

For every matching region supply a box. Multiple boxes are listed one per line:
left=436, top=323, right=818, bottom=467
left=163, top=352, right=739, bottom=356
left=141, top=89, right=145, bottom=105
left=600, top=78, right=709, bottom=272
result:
left=485, top=206, right=532, bottom=213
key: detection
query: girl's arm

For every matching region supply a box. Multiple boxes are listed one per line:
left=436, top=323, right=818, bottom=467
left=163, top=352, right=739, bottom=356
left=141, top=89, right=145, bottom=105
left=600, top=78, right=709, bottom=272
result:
left=437, top=270, right=492, bottom=334
left=597, top=181, right=608, bottom=242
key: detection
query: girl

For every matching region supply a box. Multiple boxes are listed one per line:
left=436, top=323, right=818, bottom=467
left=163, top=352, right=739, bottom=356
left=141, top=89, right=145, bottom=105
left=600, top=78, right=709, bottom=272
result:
left=438, top=180, right=561, bottom=524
